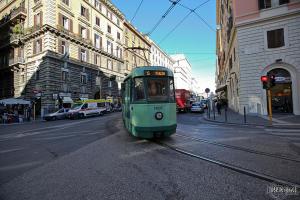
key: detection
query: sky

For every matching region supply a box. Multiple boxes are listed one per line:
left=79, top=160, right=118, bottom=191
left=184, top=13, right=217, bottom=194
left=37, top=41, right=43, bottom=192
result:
left=111, top=0, right=216, bottom=93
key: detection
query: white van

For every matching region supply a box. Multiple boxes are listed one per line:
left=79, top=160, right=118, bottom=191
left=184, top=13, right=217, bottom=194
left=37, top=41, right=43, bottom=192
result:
left=67, top=101, right=107, bottom=119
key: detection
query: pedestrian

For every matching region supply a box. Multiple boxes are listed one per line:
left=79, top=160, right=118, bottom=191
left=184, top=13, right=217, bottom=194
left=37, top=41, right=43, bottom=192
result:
left=216, top=100, right=222, bottom=115
left=27, top=106, right=31, bottom=121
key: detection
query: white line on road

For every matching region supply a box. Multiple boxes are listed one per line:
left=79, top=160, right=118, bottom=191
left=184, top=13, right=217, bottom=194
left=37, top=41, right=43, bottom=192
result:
left=0, top=161, right=43, bottom=171
left=0, top=148, right=24, bottom=154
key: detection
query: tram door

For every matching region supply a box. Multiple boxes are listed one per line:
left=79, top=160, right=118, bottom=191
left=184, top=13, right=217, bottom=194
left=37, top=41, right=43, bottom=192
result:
left=267, top=69, right=293, bottom=114
left=124, top=79, right=132, bottom=129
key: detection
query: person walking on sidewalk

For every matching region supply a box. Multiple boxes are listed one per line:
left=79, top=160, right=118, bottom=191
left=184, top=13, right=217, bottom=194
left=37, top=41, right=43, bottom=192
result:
left=216, top=100, right=222, bottom=115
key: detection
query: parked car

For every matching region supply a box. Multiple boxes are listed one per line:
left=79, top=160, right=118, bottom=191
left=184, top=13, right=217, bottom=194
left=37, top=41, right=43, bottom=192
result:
left=44, top=108, right=70, bottom=121
left=201, top=99, right=208, bottom=109
left=191, top=102, right=204, bottom=113
left=67, top=100, right=107, bottom=119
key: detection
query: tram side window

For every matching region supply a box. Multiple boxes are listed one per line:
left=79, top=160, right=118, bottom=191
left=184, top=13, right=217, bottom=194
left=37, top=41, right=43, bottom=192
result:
left=134, top=78, right=145, bottom=101
left=169, top=78, right=175, bottom=102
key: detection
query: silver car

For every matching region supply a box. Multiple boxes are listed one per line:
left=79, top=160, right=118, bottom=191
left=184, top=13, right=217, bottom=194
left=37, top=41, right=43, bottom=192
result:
left=191, top=103, right=204, bottom=113
left=44, top=108, right=70, bottom=121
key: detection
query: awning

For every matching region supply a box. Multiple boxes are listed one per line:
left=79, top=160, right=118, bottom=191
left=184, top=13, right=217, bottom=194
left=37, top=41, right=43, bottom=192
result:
left=0, top=98, right=31, bottom=105
left=63, top=97, right=73, bottom=104
left=215, top=85, right=227, bottom=93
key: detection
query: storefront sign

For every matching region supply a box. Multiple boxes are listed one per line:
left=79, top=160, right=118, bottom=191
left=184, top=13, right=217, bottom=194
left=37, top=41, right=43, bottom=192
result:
left=59, top=92, right=71, bottom=97
left=275, top=77, right=291, bottom=83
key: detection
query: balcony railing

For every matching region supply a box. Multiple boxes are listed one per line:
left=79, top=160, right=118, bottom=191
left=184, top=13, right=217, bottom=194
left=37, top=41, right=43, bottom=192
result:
left=9, top=57, right=25, bottom=66
left=0, top=6, right=27, bottom=27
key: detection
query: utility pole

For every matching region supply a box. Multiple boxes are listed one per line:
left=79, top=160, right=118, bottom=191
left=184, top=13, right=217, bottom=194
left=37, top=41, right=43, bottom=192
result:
left=261, top=75, right=276, bottom=125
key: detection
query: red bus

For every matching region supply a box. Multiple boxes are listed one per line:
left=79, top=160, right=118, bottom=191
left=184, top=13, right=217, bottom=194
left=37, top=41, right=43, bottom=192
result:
left=175, top=89, right=191, bottom=112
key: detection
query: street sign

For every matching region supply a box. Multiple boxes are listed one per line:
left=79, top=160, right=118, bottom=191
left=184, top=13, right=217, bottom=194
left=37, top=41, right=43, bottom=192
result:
left=205, top=88, right=210, bottom=94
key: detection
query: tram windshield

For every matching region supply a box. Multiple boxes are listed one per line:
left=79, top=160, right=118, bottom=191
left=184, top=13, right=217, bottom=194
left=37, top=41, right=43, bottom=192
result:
left=133, top=77, right=175, bottom=102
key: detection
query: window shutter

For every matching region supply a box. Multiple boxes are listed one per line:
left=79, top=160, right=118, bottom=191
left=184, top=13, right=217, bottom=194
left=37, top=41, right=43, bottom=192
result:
left=34, top=14, right=37, bottom=27
left=40, top=11, right=43, bottom=26
left=58, top=13, right=62, bottom=26
left=78, top=24, right=81, bottom=37
left=33, top=41, right=36, bottom=54
left=86, top=9, right=89, bottom=21
left=58, top=39, right=62, bottom=53
left=39, top=39, right=42, bottom=52
left=66, top=41, right=69, bottom=53
left=69, top=19, right=73, bottom=32
left=78, top=47, right=81, bottom=60
left=87, top=29, right=90, bottom=40
left=94, top=53, right=97, bottom=64
left=86, top=50, right=89, bottom=62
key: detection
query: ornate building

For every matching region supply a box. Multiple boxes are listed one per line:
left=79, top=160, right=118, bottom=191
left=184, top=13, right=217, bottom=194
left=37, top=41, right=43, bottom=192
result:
left=0, top=0, right=125, bottom=116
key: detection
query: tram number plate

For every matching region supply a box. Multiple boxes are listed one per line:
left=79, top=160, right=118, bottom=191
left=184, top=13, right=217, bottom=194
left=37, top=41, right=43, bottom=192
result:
left=154, top=106, right=163, bottom=110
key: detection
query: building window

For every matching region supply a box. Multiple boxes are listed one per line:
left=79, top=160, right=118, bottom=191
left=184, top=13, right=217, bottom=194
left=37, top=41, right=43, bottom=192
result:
left=107, top=41, right=113, bottom=54
left=117, top=62, right=121, bottom=72
left=106, top=10, right=112, bottom=20
left=267, top=28, right=285, bottom=48
left=107, top=25, right=111, bottom=34
left=62, top=0, right=69, bottom=6
left=34, top=12, right=42, bottom=27
left=81, top=26, right=87, bottom=38
left=33, top=39, right=42, bottom=54
left=61, top=41, right=66, bottom=54
left=81, top=74, right=87, bottom=84
left=108, top=80, right=112, bottom=88
left=81, top=5, right=89, bottom=19
left=94, top=54, right=100, bottom=65
left=94, top=34, right=101, bottom=49
left=94, top=0, right=101, bottom=11
left=117, top=32, right=120, bottom=40
left=62, top=71, right=68, bottom=82
left=81, top=49, right=87, bottom=62
left=96, top=16, right=100, bottom=26
left=107, top=59, right=112, bottom=70
left=279, top=0, right=289, bottom=5
left=62, top=16, right=69, bottom=30
left=259, top=0, right=272, bottom=9
left=117, top=18, right=120, bottom=26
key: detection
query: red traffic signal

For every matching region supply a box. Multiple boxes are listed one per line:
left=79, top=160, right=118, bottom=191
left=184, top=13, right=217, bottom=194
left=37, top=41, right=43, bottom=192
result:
left=261, top=76, right=268, bottom=82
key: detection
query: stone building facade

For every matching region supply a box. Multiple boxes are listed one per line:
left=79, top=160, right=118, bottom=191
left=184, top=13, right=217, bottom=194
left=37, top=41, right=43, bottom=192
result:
left=123, top=20, right=150, bottom=74
left=0, top=0, right=125, bottom=116
left=216, top=0, right=300, bottom=115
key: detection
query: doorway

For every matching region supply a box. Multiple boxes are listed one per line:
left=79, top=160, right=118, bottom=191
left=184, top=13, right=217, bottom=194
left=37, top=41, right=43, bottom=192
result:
left=267, top=68, right=293, bottom=114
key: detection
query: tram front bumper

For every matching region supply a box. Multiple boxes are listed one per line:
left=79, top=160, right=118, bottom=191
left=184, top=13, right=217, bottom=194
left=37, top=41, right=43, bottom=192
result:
left=133, top=124, right=177, bottom=138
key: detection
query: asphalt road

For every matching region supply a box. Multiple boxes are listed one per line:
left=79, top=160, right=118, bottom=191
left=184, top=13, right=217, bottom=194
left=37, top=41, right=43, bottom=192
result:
left=0, top=112, right=299, bottom=200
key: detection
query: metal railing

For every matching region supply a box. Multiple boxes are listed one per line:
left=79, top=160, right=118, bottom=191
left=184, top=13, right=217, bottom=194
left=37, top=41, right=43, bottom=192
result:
left=9, top=57, right=25, bottom=66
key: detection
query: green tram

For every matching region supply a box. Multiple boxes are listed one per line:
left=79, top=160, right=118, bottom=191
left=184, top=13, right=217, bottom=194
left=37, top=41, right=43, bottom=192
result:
left=121, top=66, right=177, bottom=138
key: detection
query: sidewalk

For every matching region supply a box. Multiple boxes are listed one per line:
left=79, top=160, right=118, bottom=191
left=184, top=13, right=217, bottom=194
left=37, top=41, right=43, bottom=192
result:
left=204, top=108, right=300, bottom=128
left=0, top=118, right=43, bottom=126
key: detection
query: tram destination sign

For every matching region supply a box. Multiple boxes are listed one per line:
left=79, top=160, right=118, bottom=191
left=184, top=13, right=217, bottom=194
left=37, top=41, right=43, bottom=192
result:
left=144, top=70, right=167, bottom=76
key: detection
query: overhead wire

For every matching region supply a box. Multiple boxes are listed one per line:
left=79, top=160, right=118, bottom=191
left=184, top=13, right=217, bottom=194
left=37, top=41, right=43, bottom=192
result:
left=147, top=0, right=182, bottom=36
left=158, top=0, right=212, bottom=44
left=131, top=0, right=144, bottom=22
left=177, top=2, right=215, bottom=32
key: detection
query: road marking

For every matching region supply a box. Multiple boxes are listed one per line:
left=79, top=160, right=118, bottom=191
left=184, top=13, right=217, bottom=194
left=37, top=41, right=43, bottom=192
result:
left=0, top=148, right=24, bottom=154
left=0, top=115, right=118, bottom=140
left=0, top=161, right=43, bottom=171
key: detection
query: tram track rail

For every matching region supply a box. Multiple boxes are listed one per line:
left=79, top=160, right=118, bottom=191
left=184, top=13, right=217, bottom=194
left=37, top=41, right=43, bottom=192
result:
left=153, top=139, right=300, bottom=189
left=174, top=133, right=300, bottom=163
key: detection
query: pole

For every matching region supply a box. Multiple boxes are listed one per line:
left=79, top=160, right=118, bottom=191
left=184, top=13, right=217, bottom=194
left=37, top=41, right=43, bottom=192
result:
left=213, top=102, right=215, bottom=120
left=267, top=89, right=272, bottom=125
left=33, top=102, right=36, bottom=121
left=243, top=106, right=246, bottom=124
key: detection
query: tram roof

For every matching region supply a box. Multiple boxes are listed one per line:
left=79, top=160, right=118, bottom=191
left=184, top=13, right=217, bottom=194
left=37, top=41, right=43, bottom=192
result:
left=124, top=66, right=174, bottom=81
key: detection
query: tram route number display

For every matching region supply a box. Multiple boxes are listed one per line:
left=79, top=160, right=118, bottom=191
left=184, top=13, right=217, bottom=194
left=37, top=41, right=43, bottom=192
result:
left=144, top=70, right=167, bottom=76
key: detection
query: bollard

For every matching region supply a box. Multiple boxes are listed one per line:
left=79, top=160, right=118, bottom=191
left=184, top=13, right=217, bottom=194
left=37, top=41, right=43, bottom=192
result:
left=225, top=108, right=227, bottom=122
left=244, top=106, right=247, bottom=124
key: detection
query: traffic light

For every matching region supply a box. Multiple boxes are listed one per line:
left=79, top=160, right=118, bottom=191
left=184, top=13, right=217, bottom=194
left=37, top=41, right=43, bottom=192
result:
left=261, top=75, right=276, bottom=89
left=261, top=76, right=269, bottom=89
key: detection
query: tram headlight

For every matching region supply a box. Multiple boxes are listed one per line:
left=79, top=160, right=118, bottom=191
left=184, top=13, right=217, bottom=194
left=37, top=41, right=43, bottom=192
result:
left=155, top=112, right=163, bottom=120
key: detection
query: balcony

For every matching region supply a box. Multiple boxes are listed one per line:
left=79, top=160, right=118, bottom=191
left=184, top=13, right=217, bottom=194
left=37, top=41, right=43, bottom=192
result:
left=0, top=6, right=27, bottom=27
left=9, top=57, right=25, bottom=66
